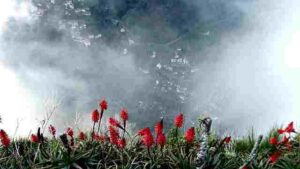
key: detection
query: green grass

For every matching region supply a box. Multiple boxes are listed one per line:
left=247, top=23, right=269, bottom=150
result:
left=0, top=119, right=300, bottom=168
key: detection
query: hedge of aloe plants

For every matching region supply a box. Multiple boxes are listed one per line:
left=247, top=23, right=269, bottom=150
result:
left=0, top=99, right=299, bottom=169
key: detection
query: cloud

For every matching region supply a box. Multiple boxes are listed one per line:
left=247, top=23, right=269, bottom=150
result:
left=0, top=0, right=150, bottom=134
left=189, top=0, right=300, bottom=135
left=1, top=0, right=300, bottom=136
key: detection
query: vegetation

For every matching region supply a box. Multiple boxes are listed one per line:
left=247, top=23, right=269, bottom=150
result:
left=0, top=99, right=299, bottom=169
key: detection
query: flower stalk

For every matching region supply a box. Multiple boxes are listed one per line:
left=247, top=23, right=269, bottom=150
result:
left=239, top=135, right=263, bottom=169
left=196, top=117, right=212, bottom=168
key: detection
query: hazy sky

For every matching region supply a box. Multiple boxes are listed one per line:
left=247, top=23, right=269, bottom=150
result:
left=189, top=0, right=300, bottom=134
left=0, top=0, right=300, bottom=136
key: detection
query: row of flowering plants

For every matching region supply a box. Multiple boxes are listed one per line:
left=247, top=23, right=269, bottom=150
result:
left=0, top=99, right=300, bottom=168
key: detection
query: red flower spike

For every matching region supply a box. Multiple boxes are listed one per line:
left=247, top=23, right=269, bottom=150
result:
left=91, top=109, right=100, bottom=123
left=99, top=99, right=108, bottom=111
left=93, top=133, right=106, bottom=142
left=138, top=127, right=151, bottom=136
left=48, top=125, right=56, bottom=136
left=285, top=122, right=295, bottom=133
left=269, top=137, right=278, bottom=145
left=156, top=133, right=166, bottom=147
left=269, top=151, right=281, bottom=164
left=185, top=127, right=195, bottom=143
left=78, top=132, right=86, bottom=141
left=31, top=134, right=39, bottom=143
left=277, top=121, right=296, bottom=134
left=0, top=130, right=10, bottom=147
left=285, top=141, right=292, bottom=151
left=281, top=136, right=289, bottom=145
left=0, top=129, right=8, bottom=139
left=1, top=137, right=10, bottom=147
left=66, top=127, right=74, bottom=137
left=108, top=126, right=119, bottom=145
left=94, top=133, right=99, bottom=140
left=277, top=129, right=285, bottom=134
left=108, top=118, right=121, bottom=127
left=117, top=138, right=126, bottom=149
left=174, top=113, right=184, bottom=128
left=142, top=133, right=154, bottom=148
left=279, top=136, right=292, bottom=150
left=223, top=136, right=231, bottom=144
left=99, top=135, right=107, bottom=142
left=155, top=119, right=163, bottom=135
left=120, top=109, right=128, bottom=121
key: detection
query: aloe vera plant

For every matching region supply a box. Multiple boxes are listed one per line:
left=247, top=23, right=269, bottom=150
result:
left=0, top=100, right=299, bottom=168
